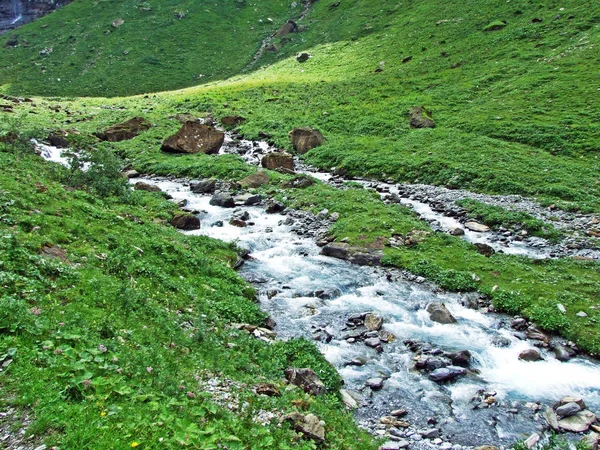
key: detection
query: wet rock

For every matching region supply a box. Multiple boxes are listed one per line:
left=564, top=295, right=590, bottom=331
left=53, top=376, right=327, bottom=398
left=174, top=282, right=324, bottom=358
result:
left=474, top=243, right=495, bottom=257
left=511, top=317, right=528, bottom=331
left=553, top=345, right=573, bottom=362
left=426, top=303, right=457, bottom=324
left=545, top=407, right=560, bottom=431
left=364, top=337, right=382, bottom=349
left=526, top=326, right=549, bottom=344
left=391, top=409, right=408, bottom=417
left=229, top=218, right=247, bottom=227
left=558, top=396, right=586, bottom=410
left=171, top=213, right=200, bottom=230
left=261, top=152, right=295, bottom=171
left=124, top=170, right=140, bottom=178
left=365, top=313, right=384, bottom=331
left=289, top=127, right=325, bottom=154
left=449, top=227, right=465, bottom=236
left=429, top=366, right=466, bottom=382
left=162, top=122, right=224, bottom=154
left=491, top=336, right=512, bottom=347
left=409, top=106, right=436, bottom=129
left=380, top=416, right=410, bottom=428
left=321, top=242, right=383, bottom=266
left=190, top=179, right=217, bottom=194
left=340, top=389, right=359, bottom=409
left=282, top=412, right=325, bottom=442
left=421, top=429, right=440, bottom=439
left=96, top=117, right=151, bottom=142
left=266, top=200, right=285, bottom=214
left=366, top=377, right=384, bottom=390
left=239, top=171, right=270, bottom=188
left=255, top=383, right=281, bottom=397
left=447, top=350, right=471, bottom=367
left=209, top=192, right=235, bottom=208
left=284, top=368, right=326, bottom=396
left=559, top=410, right=597, bottom=433
left=134, top=181, right=161, bottom=192
left=379, top=329, right=395, bottom=343
left=518, top=349, right=542, bottom=362
left=556, top=402, right=582, bottom=418
left=524, top=433, right=540, bottom=449
left=236, top=193, right=262, bottom=206
left=345, top=357, right=367, bottom=367
left=464, top=221, right=490, bottom=232
left=474, top=447, right=500, bottom=450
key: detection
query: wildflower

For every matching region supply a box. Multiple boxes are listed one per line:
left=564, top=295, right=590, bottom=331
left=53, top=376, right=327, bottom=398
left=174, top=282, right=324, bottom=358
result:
left=100, top=411, right=107, bottom=417
left=98, top=344, right=107, bottom=353
left=179, top=385, right=185, bottom=390
left=131, top=442, right=139, bottom=448
left=116, top=368, right=123, bottom=374
left=186, top=392, right=195, bottom=399
left=112, top=356, right=119, bottom=362
left=82, top=379, right=92, bottom=389
left=30, top=307, right=42, bottom=316
left=146, top=366, right=153, bottom=373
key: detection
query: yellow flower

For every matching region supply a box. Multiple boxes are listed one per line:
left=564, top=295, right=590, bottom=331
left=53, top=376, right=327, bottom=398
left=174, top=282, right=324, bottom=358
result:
left=100, top=411, right=107, bottom=417
left=131, top=442, right=139, bottom=448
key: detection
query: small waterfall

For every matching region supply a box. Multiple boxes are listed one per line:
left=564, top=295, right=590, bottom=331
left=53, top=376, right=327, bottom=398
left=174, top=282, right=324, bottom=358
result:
left=10, top=0, right=22, bottom=25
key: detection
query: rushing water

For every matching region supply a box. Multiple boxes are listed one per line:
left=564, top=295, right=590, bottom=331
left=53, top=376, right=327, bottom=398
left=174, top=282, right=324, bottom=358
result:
left=37, top=141, right=600, bottom=446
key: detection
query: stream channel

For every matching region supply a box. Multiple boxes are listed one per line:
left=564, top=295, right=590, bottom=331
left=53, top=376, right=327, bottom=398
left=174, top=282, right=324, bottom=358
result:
left=37, top=136, right=600, bottom=448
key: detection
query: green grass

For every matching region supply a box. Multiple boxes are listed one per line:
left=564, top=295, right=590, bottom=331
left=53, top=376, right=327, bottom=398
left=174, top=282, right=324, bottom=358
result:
left=456, top=198, right=564, bottom=242
left=0, top=138, right=377, bottom=449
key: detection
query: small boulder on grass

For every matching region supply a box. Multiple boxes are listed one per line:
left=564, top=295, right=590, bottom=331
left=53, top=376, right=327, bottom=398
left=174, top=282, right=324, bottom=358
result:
left=96, top=117, right=152, bottom=142
left=409, top=106, right=436, bottom=129
left=289, top=127, right=325, bottom=154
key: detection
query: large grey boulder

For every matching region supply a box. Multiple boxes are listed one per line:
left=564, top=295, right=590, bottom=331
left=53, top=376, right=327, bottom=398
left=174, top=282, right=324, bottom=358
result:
left=284, top=368, right=326, bottom=396
left=426, top=303, right=457, bottom=324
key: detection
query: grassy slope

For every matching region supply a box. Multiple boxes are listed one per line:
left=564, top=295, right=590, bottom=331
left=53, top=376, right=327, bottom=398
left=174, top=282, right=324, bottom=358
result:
left=0, top=0, right=297, bottom=96
left=0, top=139, right=376, bottom=449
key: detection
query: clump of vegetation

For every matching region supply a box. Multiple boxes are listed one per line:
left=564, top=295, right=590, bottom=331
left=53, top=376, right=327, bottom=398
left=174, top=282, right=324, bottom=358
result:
left=456, top=198, right=563, bottom=242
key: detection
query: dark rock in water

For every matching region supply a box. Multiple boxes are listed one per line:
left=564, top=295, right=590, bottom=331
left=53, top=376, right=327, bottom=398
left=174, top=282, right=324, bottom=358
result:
left=171, top=213, right=200, bottom=230
left=429, top=366, right=466, bottom=382
left=426, top=303, right=457, bottom=324
left=511, top=317, right=528, bottom=331
left=221, top=115, right=246, bottom=127
left=210, top=192, right=235, bottom=208
left=48, top=130, right=73, bottom=148
left=232, top=210, right=250, bottom=221
left=190, top=179, right=217, bottom=194
left=289, top=127, right=325, bottom=154
left=518, top=348, right=542, bottom=362
left=229, top=218, right=247, bottom=228
left=284, top=368, right=326, bottom=396
left=134, top=181, right=161, bottom=192
left=264, top=316, right=277, bottom=330
left=364, top=337, right=382, bottom=348
left=474, top=243, right=495, bottom=257
left=239, top=171, right=270, bottom=188
left=282, top=412, right=325, bottom=442
left=313, top=288, right=341, bottom=299
left=491, top=336, right=511, bottom=347
left=162, top=122, right=224, bottom=154
left=409, top=106, right=436, bottom=129
left=96, top=117, right=151, bottom=142
left=321, top=242, right=383, bottom=266
left=261, top=152, right=295, bottom=171
left=553, top=344, right=573, bottom=362
left=266, top=200, right=285, bottom=214
left=211, top=220, right=223, bottom=227
left=449, top=227, right=465, bottom=236
left=526, top=326, right=549, bottom=344
left=447, top=350, right=471, bottom=367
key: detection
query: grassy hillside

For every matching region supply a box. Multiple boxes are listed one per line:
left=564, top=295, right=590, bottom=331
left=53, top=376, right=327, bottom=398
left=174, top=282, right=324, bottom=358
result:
left=0, top=0, right=297, bottom=96
left=0, top=136, right=376, bottom=448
